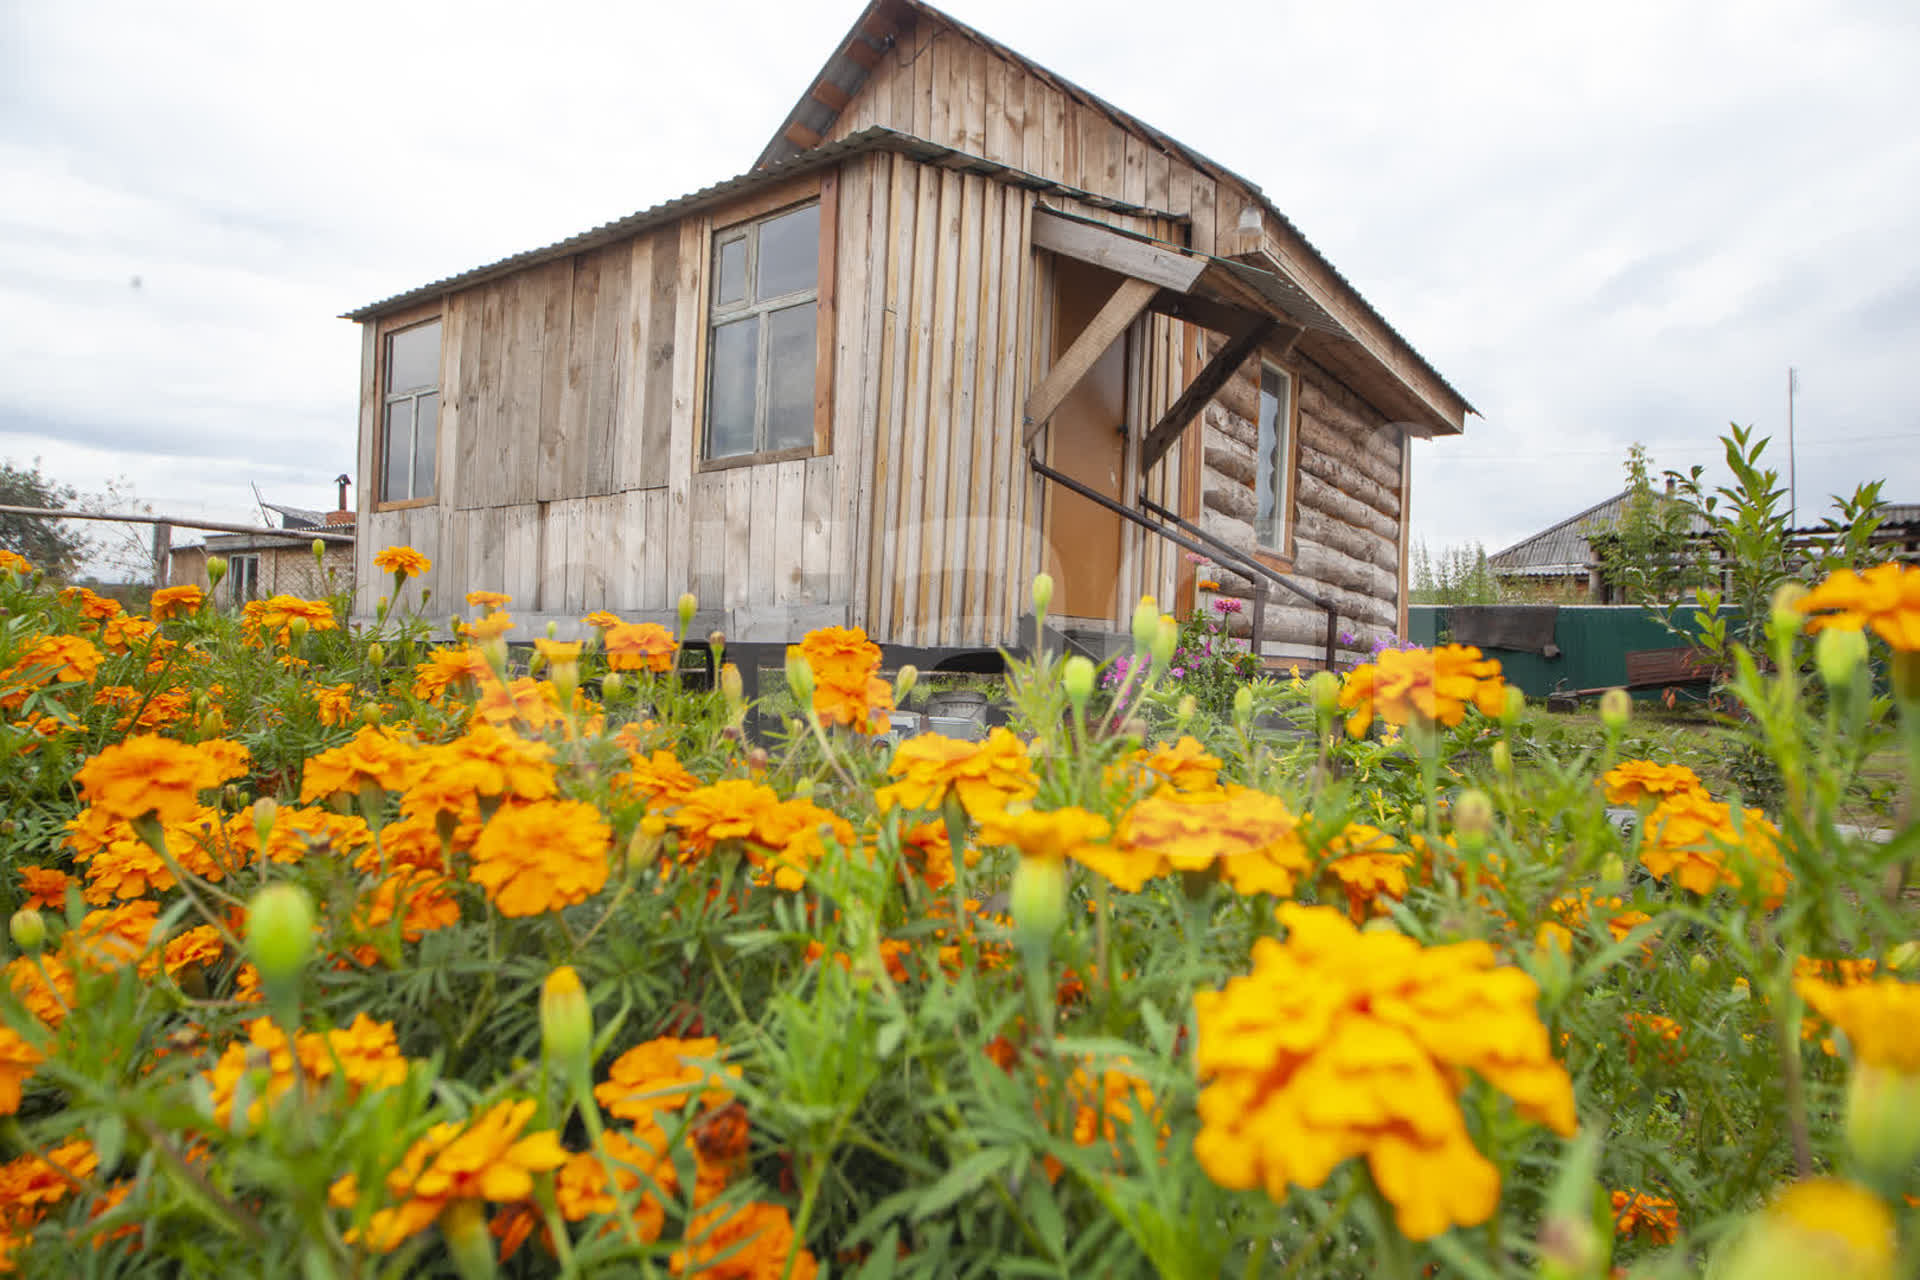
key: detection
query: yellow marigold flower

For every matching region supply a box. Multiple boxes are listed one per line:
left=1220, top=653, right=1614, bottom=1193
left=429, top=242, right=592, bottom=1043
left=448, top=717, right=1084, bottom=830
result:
left=670, top=1201, right=819, bottom=1280
left=199, top=737, right=251, bottom=784
left=1601, top=759, right=1706, bottom=806
left=1720, top=1178, right=1895, bottom=1280
left=373, top=545, right=432, bottom=578
left=330, top=1098, right=567, bottom=1252
left=0, top=549, right=30, bottom=574
left=1639, top=791, right=1789, bottom=908
left=1319, top=822, right=1413, bottom=921
left=205, top=1014, right=408, bottom=1129
left=554, top=1121, right=674, bottom=1241
left=0, top=1028, right=41, bottom=1115
left=7, top=954, right=74, bottom=1027
left=149, top=584, right=205, bottom=619
left=1795, top=976, right=1920, bottom=1072
left=3, top=634, right=104, bottom=688
left=979, top=806, right=1113, bottom=873
left=1115, top=785, right=1310, bottom=897
left=401, top=722, right=556, bottom=826
left=240, top=594, right=336, bottom=646
left=16, top=866, right=70, bottom=911
left=876, top=728, right=1039, bottom=820
left=312, top=681, right=355, bottom=727
left=67, top=901, right=164, bottom=974
left=594, top=1036, right=739, bottom=1122
left=1610, top=1187, right=1679, bottom=1244
left=412, top=645, right=491, bottom=702
left=1193, top=905, right=1576, bottom=1242
left=798, top=625, right=893, bottom=733
left=74, top=733, right=224, bottom=825
left=350, top=870, right=462, bottom=959
left=1796, top=561, right=1920, bottom=651
left=749, top=796, right=856, bottom=891
left=533, top=638, right=581, bottom=664
left=1337, top=644, right=1507, bottom=738
left=1197, top=578, right=1221, bottom=591
left=472, top=673, right=569, bottom=731
left=604, top=620, right=678, bottom=673
left=668, top=779, right=782, bottom=858
left=299, top=724, right=422, bottom=803
left=162, top=924, right=224, bottom=977
left=469, top=799, right=610, bottom=916
left=82, top=836, right=177, bottom=903
left=462, top=610, right=516, bottom=642
left=228, top=804, right=373, bottom=866
left=1120, top=734, right=1223, bottom=793
left=581, top=610, right=621, bottom=630
left=466, top=590, right=512, bottom=611
left=613, top=748, right=700, bottom=810
left=99, top=613, right=156, bottom=653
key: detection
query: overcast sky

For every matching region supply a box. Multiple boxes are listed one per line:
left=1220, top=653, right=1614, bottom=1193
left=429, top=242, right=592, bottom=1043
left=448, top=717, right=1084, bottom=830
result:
left=4, top=0, right=1916, bottom=569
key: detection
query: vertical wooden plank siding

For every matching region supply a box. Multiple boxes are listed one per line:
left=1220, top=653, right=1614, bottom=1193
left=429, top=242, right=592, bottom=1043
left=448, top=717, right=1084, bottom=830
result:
left=353, top=323, right=379, bottom=617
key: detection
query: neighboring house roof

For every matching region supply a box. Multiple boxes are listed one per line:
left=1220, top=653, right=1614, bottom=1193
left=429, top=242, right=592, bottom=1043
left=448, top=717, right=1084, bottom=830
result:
left=1491, top=494, right=1920, bottom=578
left=264, top=502, right=327, bottom=529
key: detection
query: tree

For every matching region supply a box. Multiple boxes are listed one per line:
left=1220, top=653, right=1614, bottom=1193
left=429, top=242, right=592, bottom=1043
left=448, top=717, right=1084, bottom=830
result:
left=1590, top=443, right=1705, bottom=605
left=0, top=458, right=88, bottom=579
left=75, top=474, right=160, bottom=584
left=1411, top=539, right=1502, bottom=605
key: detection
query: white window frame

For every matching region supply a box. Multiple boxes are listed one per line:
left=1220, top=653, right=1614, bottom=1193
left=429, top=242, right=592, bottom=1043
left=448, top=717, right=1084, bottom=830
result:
left=702, top=201, right=821, bottom=462
left=228, top=553, right=260, bottom=604
left=380, top=317, right=441, bottom=505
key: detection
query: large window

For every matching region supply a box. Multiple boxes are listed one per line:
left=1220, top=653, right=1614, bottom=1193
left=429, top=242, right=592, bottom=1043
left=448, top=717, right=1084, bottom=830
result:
left=1255, top=364, right=1292, bottom=552
left=381, top=318, right=441, bottom=504
left=705, top=202, right=820, bottom=460
left=227, top=554, right=260, bottom=604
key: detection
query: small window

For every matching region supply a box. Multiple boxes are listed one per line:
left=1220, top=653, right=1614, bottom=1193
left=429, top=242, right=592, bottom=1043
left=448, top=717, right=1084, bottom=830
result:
left=228, top=554, right=260, bottom=604
left=705, top=202, right=820, bottom=460
left=381, top=318, right=441, bottom=503
left=1255, top=364, right=1292, bottom=551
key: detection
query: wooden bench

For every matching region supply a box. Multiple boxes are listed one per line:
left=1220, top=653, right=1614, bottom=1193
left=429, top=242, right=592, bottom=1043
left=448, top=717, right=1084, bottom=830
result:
left=1548, top=648, right=1716, bottom=709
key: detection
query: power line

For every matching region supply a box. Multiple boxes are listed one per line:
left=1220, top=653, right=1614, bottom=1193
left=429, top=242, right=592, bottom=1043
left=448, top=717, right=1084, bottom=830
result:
left=1423, top=430, right=1916, bottom=461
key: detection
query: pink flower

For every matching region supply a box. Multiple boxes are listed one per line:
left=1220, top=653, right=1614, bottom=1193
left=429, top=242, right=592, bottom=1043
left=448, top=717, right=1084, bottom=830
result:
left=1212, top=598, right=1243, bottom=615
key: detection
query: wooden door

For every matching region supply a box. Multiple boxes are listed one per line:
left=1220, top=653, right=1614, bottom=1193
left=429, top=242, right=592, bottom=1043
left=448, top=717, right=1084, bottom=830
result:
left=1046, top=257, right=1129, bottom=620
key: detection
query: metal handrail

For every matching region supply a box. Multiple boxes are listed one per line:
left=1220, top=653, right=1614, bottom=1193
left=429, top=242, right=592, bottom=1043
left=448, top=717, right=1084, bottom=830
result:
left=1026, top=453, right=1340, bottom=669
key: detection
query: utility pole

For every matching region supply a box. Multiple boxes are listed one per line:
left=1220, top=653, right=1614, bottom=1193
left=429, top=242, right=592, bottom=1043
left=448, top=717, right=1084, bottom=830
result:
left=1787, top=366, right=1799, bottom=524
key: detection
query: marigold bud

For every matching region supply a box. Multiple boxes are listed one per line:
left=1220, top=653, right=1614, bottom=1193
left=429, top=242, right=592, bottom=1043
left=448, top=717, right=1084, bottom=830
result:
left=540, top=965, right=594, bottom=1085
left=1453, top=789, right=1494, bottom=846
left=1500, top=685, right=1526, bottom=727
left=1130, top=595, right=1160, bottom=656
left=287, top=616, right=309, bottom=645
left=1174, top=694, right=1197, bottom=726
left=206, top=556, right=228, bottom=589
left=1717, top=1178, right=1894, bottom=1280
left=1010, top=853, right=1067, bottom=954
left=1770, top=582, right=1808, bottom=640
left=366, top=641, right=385, bottom=667
left=199, top=709, right=226, bottom=736
left=627, top=817, right=665, bottom=872
left=785, top=644, right=815, bottom=704
left=1232, top=684, right=1253, bottom=728
left=251, top=797, right=278, bottom=848
left=546, top=620, right=559, bottom=639
left=1689, top=952, right=1711, bottom=977
left=600, top=671, right=624, bottom=701
left=677, top=592, right=698, bottom=631
left=746, top=747, right=770, bottom=773
left=1599, top=688, right=1631, bottom=732
left=440, top=1196, right=498, bottom=1280
left=1599, top=853, right=1627, bottom=889
left=1061, top=656, right=1095, bottom=714
left=1887, top=941, right=1920, bottom=972
left=1846, top=1063, right=1920, bottom=1179
left=791, top=777, right=815, bottom=800
left=1490, top=740, right=1512, bottom=776
left=529, top=652, right=547, bottom=676
left=1307, top=670, right=1340, bottom=720
left=720, top=663, right=743, bottom=707
left=1031, top=572, right=1054, bottom=617
left=245, top=883, right=315, bottom=985
left=312, top=538, right=326, bottom=565
left=359, top=703, right=382, bottom=726
left=1815, top=626, right=1869, bottom=690
left=893, top=664, right=918, bottom=704
left=9, top=909, right=46, bottom=954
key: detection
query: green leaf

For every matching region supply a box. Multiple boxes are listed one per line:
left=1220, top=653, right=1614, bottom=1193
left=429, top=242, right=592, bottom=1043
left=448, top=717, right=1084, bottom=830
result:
left=912, top=1148, right=1012, bottom=1222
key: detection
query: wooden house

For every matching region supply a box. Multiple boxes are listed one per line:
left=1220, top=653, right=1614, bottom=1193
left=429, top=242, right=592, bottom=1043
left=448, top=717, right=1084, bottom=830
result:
left=344, top=0, right=1472, bottom=675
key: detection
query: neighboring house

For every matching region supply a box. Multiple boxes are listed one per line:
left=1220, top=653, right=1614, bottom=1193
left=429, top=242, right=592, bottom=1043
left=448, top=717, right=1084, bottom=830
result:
left=344, top=0, right=1473, bottom=672
left=168, top=498, right=356, bottom=606
left=1491, top=492, right=1920, bottom=602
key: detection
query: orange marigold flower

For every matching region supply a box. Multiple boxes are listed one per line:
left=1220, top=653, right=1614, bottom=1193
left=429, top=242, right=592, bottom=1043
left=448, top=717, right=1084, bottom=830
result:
left=876, top=728, right=1039, bottom=820
left=472, top=673, right=568, bottom=731
left=1794, top=976, right=1920, bottom=1072
left=1611, top=1188, right=1679, bottom=1245
left=468, top=799, right=610, bottom=916
left=330, top=1098, right=565, bottom=1252
left=1319, top=822, right=1413, bottom=921
left=1122, top=734, right=1223, bottom=793
left=412, top=645, right=491, bottom=702
left=533, top=638, right=581, bottom=665
left=797, top=625, right=894, bottom=734
left=1193, top=905, right=1576, bottom=1242
left=162, top=924, right=224, bottom=977
left=1795, top=561, right=1920, bottom=651
left=299, top=724, right=422, bottom=803
left=1602, top=759, right=1706, bottom=807
left=402, top=721, right=556, bottom=825
left=62, top=586, right=122, bottom=622
left=0, top=1029, right=41, bottom=1115
left=0, top=1139, right=96, bottom=1221
left=17, top=866, right=71, bottom=911
left=580, top=610, right=622, bottom=631
left=594, top=1037, right=739, bottom=1123
left=82, top=836, right=177, bottom=903
left=350, top=869, right=462, bottom=961
left=313, top=682, right=356, bottom=727
left=979, top=805, right=1112, bottom=864
left=1114, top=784, right=1311, bottom=897
left=67, top=901, right=164, bottom=973
left=1624, top=1013, right=1687, bottom=1067
left=149, top=584, right=205, bottom=619
left=1639, top=791, right=1788, bottom=907
left=0, top=549, right=30, bottom=575
left=74, top=733, right=224, bottom=824
left=554, top=1122, right=675, bottom=1242
left=3, top=634, right=104, bottom=687
left=613, top=748, right=700, bottom=810
left=373, top=545, right=432, bottom=579
left=99, top=613, right=156, bottom=653
left=668, top=779, right=781, bottom=858
left=462, top=611, right=516, bottom=642
left=604, top=621, right=678, bottom=674
left=1337, top=644, right=1507, bottom=738
left=749, top=797, right=856, bottom=891
left=466, top=591, right=513, bottom=611
left=670, top=1201, right=818, bottom=1280
left=241, top=594, right=337, bottom=646
left=7, top=954, right=74, bottom=1027
left=231, top=805, right=373, bottom=865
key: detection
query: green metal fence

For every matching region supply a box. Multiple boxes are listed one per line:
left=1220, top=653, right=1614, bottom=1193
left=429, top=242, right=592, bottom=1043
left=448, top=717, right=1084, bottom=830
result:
left=1406, top=605, right=1741, bottom=700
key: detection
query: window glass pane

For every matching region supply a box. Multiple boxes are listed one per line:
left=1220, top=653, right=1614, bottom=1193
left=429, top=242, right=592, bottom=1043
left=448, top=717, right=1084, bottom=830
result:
left=714, top=237, right=748, bottom=308
left=1256, top=367, right=1287, bottom=548
left=387, top=320, right=441, bottom=393
left=765, top=301, right=817, bottom=452
left=411, top=392, right=438, bottom=499
left=755, top=203, right=820, bottom=300
left=383, top=400, right=413, bottom=503
left=707, top=317, right=759, bottom=457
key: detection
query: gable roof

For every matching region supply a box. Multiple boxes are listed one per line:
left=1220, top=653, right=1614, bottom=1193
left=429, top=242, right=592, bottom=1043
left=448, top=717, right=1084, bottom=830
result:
left=1487, top=491, right=1693, bottom=577
left=756, top=0, right=1474, bottom=425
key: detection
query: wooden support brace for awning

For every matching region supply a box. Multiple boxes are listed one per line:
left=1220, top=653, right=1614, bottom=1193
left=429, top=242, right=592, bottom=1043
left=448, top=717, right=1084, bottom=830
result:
left=1032, top=209, right=1206, bottom=292
left=1138, top=318, right=1284, bottom=470
left=1022, top=276, right=1157, bottom=442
